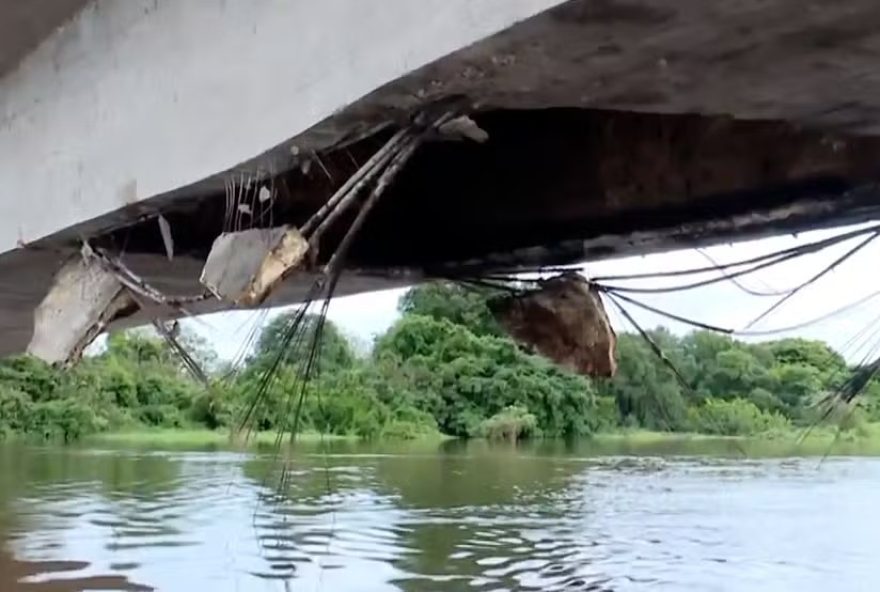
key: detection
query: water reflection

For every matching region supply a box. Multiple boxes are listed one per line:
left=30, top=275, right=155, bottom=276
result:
left=0, top=441, right=878, bottom=591
left=0, top=550, right=151, bottom=591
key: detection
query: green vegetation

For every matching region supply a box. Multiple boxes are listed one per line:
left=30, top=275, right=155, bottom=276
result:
left=478, top=406, right=539, bottom=441
left=0, top=281, right=878, bottom=443
left=688, top=398, right=790, bottom=436
left=87, top=428, right=362, bottom=448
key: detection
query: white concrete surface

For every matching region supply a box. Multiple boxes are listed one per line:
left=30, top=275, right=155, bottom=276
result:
left=0, top=0, right=562, bottom=255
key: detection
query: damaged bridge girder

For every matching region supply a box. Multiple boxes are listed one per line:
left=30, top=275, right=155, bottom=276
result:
left=8, top=0, right=880, bottom=359
left=98, top=107, right=880, bottom=271
left=16, top=105, right=880, bottom=362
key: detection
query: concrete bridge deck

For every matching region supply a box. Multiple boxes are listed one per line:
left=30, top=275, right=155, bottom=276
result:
left=4, top=0, right=880, bottom=356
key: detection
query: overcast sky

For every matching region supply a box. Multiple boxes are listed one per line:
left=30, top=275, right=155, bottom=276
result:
left=189, top=222, right=880, bottom=363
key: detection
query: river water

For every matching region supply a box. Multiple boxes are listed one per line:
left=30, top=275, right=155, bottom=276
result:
left=0, top=438, right=878, bottom=591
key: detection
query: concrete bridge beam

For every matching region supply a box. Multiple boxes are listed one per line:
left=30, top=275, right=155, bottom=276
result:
left=0, top=0, right=560, bottom=254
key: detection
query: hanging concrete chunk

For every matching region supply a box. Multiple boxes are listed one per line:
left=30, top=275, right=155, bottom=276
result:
left=199, top=226, right=309, bottom=307
left=27, top=256, right=135, bottom=366
left=490, top=274, right=617, bottom=377
left=437, top=115, right=489, bottom=143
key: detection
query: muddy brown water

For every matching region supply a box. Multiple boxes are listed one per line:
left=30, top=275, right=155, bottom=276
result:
left=0, top=438, right=878, bottom=591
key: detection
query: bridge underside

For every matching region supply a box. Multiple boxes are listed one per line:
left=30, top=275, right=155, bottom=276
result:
left=99, top=107, right=880, bottom=274
left=6, top=0, right=880, bottom=355
left=11, top=106, right=880, bottom=356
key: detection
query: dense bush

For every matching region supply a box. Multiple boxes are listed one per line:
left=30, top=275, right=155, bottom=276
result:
left=688, top=398, right=790, bottom=436
left=0, top=376, right=104, bottom=442
left=479, top=406, right=539, bottom=441
left=374, top=313, right=595, bottom=438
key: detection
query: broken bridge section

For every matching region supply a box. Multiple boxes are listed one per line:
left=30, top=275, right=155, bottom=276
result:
left=97, top=107, right=880, bottom=274
left=22, top=105, right=880, bottom=363
left=26, top=114, right=457, bottom=365
left=8, top=0, right=880, bottom=359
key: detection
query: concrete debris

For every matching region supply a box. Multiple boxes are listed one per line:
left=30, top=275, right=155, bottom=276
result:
left=437, top=115, right=489, bottom=143
left=200, top=225, right=309, bottom=307
left=27, top=256, right=135, bottom=366
left=157, top=214, right=174, bottom=260
left=258, top=186, right=272, bottom=202
left=490, top=274, right=617, bottom=377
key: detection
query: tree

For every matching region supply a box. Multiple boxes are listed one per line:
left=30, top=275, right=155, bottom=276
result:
left=250, top=312, right=355, bottom=373
left=702, top=348, right=772, bottom=401
left=104, top=330, right=172, bottom=366
left=689, top=398, right=790, bottom=436
left=600, top=334, right=689, bottom=430
left=376, top=314, right=595, bottom=438
left=769, top=363, right=824, bottom=417
left=766, top=338, right=847, bottom=386
left=176, top=325, right=219, bottom=374
left=398, top=282, right=502, bottom=337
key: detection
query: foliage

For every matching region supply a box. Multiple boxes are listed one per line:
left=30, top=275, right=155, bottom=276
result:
left=380, top=415, right=440, bottom=440
left=604, top=323, right=860, bottom=431
left=688, top=398, right=790, bottom=436
left=375, top=314, right=595, bottom=438
left=592, top=396, right=622, bottom=431
left=478, top=406, right=539, bottom=441
left=0, top=363, right=104, bottom=442
left=250, top=311, right=355, bottom=372
left=1, top=281, right=877, bottom=443
left=598, top=333, right=689, bottom=431
left=398, top=281, right=502, bottom=337
left=0, top=331, right=206, bottom=442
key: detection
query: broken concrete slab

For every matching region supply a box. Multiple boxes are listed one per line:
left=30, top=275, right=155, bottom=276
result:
left=490, top=274, right=616, bottom=377
left=199, top=226, right=310, bottom=307
left=27, top=256, right=135, bottom=366
left=437, top=115, right=489, bottom=143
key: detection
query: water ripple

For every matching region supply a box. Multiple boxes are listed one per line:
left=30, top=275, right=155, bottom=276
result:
left=0, top=447, right=878, bottom=591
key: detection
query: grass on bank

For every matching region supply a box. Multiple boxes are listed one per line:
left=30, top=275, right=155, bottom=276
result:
left=594, top=422, right=880, bottom=442
left=84, top=422, right=880, bottom=454
left=90, top=427, right=739, bottom=449
left=86, top=428, right=451, bottom=449
left=587, top=423, right=880, bottom=456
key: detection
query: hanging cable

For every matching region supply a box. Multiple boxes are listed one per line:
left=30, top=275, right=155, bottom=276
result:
left=596, top=247, right=814, bottom=294
left=591, top=223, right=880, bottom=283
left=598, top=282, right=880, bottom=339
left=605, top=291, right=695, bottom=395
left=599, top=288, right=734, bottom=334
left=839, top=310, right=880, bottom=361
left=738, top=289, right=880, bottom=337
left=695, top=248, right=791, bottom=297
left=741, top=230, right=880, bottom=330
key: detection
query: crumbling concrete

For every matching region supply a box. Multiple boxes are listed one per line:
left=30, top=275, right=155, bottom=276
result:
left=200, top=226, right=310, bottom=307
left=491, top=274, right=617, bottom=377
left=26, top=256, right=134, bottom=366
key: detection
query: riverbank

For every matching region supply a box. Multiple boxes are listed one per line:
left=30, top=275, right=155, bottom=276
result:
left=83, top=424, right=880, bottom=455
left=600, top=424, right=880, bottom=444
left=86, top=428, right=452, bottom=449
left=89, top=429, right=359, bottom=448
left=586, top=424, right=880, bottom=457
